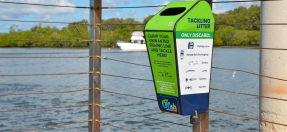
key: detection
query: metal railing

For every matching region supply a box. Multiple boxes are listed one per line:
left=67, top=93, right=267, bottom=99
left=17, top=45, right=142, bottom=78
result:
left=1, top=0, right=286, bottom=132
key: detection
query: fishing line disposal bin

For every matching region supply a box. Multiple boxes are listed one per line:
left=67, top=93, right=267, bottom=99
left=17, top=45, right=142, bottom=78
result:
left=144, top=0, right=215, bottom=115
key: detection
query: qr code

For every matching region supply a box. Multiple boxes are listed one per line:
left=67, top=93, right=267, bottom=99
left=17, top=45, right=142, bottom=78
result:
left=168, top=22, right=173, bottom=27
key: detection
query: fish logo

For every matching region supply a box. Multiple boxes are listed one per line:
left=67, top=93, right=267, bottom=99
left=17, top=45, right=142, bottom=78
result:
left=162, top=99, right=177, bottom=112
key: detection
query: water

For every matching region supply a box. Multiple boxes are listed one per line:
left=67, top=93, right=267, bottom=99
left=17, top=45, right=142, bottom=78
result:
left=0, top=47, right=259, bottom=132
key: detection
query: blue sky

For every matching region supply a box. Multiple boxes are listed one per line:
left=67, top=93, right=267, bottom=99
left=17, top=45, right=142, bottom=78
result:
left=0, top=0, right=260, bottom=32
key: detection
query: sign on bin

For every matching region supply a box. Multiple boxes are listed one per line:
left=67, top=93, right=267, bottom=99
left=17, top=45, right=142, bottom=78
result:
left=144, top=0, right=215, bottom=115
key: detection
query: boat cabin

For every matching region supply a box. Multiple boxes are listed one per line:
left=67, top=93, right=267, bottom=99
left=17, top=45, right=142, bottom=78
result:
left=130, top=31, right=145, bottom=44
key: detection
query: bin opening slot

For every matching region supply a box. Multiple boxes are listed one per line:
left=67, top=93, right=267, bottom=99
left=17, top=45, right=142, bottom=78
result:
left=160, top=7, right=186, bottom=16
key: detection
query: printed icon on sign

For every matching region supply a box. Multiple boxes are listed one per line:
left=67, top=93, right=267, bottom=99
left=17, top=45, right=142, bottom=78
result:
left=189, top=78, right=196, bottom=81
left=185, top=86, right=192, bottom=89
left=188, top=42, right=194, bottom=49
left=186, top=70, right=195, bottom=73
left=188, top=61, right=198, bottom=65
left=180, top=50, right=184, bottom=60
left=168, top=22, right=173, bottom=27
left=185, top=78, right=196, bottom=82
left=158, top=71, right=172, bottom=78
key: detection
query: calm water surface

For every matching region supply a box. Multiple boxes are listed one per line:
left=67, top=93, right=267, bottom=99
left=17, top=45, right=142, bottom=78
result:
left=0, top=48, right=259, bottom=132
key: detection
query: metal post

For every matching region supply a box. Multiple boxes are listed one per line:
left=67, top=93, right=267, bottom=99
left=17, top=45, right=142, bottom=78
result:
left=260, top=0, right=287, bottom=131
left=89, top=0, right=101, bottom=132
left=193, top=0, right=211, bottom=131
left=207, top=0, right=212, bottom=9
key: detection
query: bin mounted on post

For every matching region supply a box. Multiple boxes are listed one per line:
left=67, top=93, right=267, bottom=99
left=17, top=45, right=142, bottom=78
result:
left=144, top=0, right=215, bottom=115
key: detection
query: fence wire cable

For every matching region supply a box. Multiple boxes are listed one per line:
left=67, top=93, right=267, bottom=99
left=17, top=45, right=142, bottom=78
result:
left=0, top=56, right=91, bottom=58
left=95, top=120, right=135, bottom=132
left=11, top=120, right=91, bottom=132
left=97, top=89, right=212, bottom=131
left=0, top=88, right=91, bottom=96
left=226, top=23, right=282, bottom=25
left=0, top=19, right=92, bottom=25
left=98, top=72, right=153, bottom=82
left=0, top=72, right=89, bottom=76
left=0, top=1, right=91, bottom=9
left=98, top=56, right=287, bottom=83
left=213, top=46, right=287, bottom=50
left=210, top=88, right=287, bottom=102
left=96, top=104, right=193, bottom=128
left=209, top=109, right=287, bottom=127
left=100, top=23, right=145, bottom=26
left=100, top=23, right=287, bottom=26
left=100, top=0, right=278, bottom=9
left=97, top=88, right=157, bottom=101
left=210, top=0, right=279, bottom=3
left=0, top=104, right=90, bottom=113
left=101, top=5, right=166, bottom=9
left=97, top=88, right=287, bottom=127
left=97, top=56, right=150, bottom=67
left=100, top=40, right=287, bottom=50
left=212, top=67, right=287, bottom=82
left=255, top=47, right=287, bottom=50
left=0, top=39, right=92, bottom=43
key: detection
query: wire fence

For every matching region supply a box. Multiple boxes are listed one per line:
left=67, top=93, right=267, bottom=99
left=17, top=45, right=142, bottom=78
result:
left=98, top=88, right=287, bottom=127
left=0, top=56, right=91, bottom=58
left=1, top=54, right=287, bottom=131
left=1, top=0, right=287, bottom=131
left=0, top=88, right=91, bottom=96
left=2, top=19, right=287, bottom=26
left=11, top=120, right=91, bottom=132
left=0, top=19, right=92, bottom=25
left=97, top=104, right=194, bottom=128
left=0, top=72, right=90, bottom=76
left=0, top=104, right=90, bottom=113
left=0, top=39, right=92, bottom=43
left=95, top=120, right=136, bottom=132
left=0, top=1, right=91, bottom=9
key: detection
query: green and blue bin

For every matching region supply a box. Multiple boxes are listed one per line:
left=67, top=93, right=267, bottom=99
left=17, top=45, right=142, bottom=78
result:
left=144, top=0, right=215, bottom=115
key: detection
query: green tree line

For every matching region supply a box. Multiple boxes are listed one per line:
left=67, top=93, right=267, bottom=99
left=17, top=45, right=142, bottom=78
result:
left=0, top=5, right=260, bottom=47
left=213, top=5, right=260, bottom=45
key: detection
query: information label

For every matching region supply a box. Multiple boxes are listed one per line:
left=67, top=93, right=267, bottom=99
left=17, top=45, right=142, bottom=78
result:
left=145, top=31, right=180, bottom=113
left=175, top=38, right=213, bottom=95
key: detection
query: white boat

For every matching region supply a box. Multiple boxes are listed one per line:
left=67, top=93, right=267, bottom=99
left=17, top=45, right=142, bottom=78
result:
left=117, top=31, right=147, bottom=51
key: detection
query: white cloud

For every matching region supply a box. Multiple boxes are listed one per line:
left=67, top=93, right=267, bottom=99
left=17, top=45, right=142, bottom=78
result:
left=82, top=10, right=89, bottom=15
left=122, top=0, right=130, bottom=3
left=212, top=0, right=260, bottom=14
left=102, top=0, right=131, bottom=12
left=229, top=0, right=260, bottom=8
left=154, top=1, right=170, bottom=11
left=142, top=0, right=153, bottom=4
left=129, top=9, right=136, bottom=16
left=115, top=12, right=121, bottom=18
left=212, top=2, right=228, bottom=14
left=0, top=14, right=89, bottom=32
left=162, top=1, right=170, bottom=5
left=33, top=15, right=52, bottom=21
left=103, top=0, right=130, bottom=5
left=0, top=0, right=76, bottom=19
left=103, top=0, right=118, bottom=7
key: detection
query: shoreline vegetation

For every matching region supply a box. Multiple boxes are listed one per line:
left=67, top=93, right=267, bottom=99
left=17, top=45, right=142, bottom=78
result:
left=0, top=5, right=260, bottom=48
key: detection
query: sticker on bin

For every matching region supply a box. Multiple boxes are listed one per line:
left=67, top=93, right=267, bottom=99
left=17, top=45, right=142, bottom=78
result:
left=168, top=22, right=173, bottom=27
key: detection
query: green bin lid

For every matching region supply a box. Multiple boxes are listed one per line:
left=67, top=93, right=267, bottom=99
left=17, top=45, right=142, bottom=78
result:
left=145, top=1, right=199, bottom=31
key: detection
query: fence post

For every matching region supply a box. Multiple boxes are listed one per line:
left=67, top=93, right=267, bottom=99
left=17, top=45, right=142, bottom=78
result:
left=260, top=1, right=287, bottom=131
left=192, top=1, right=211, bottom=131
left=89, top=0, right=101, bottom=132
